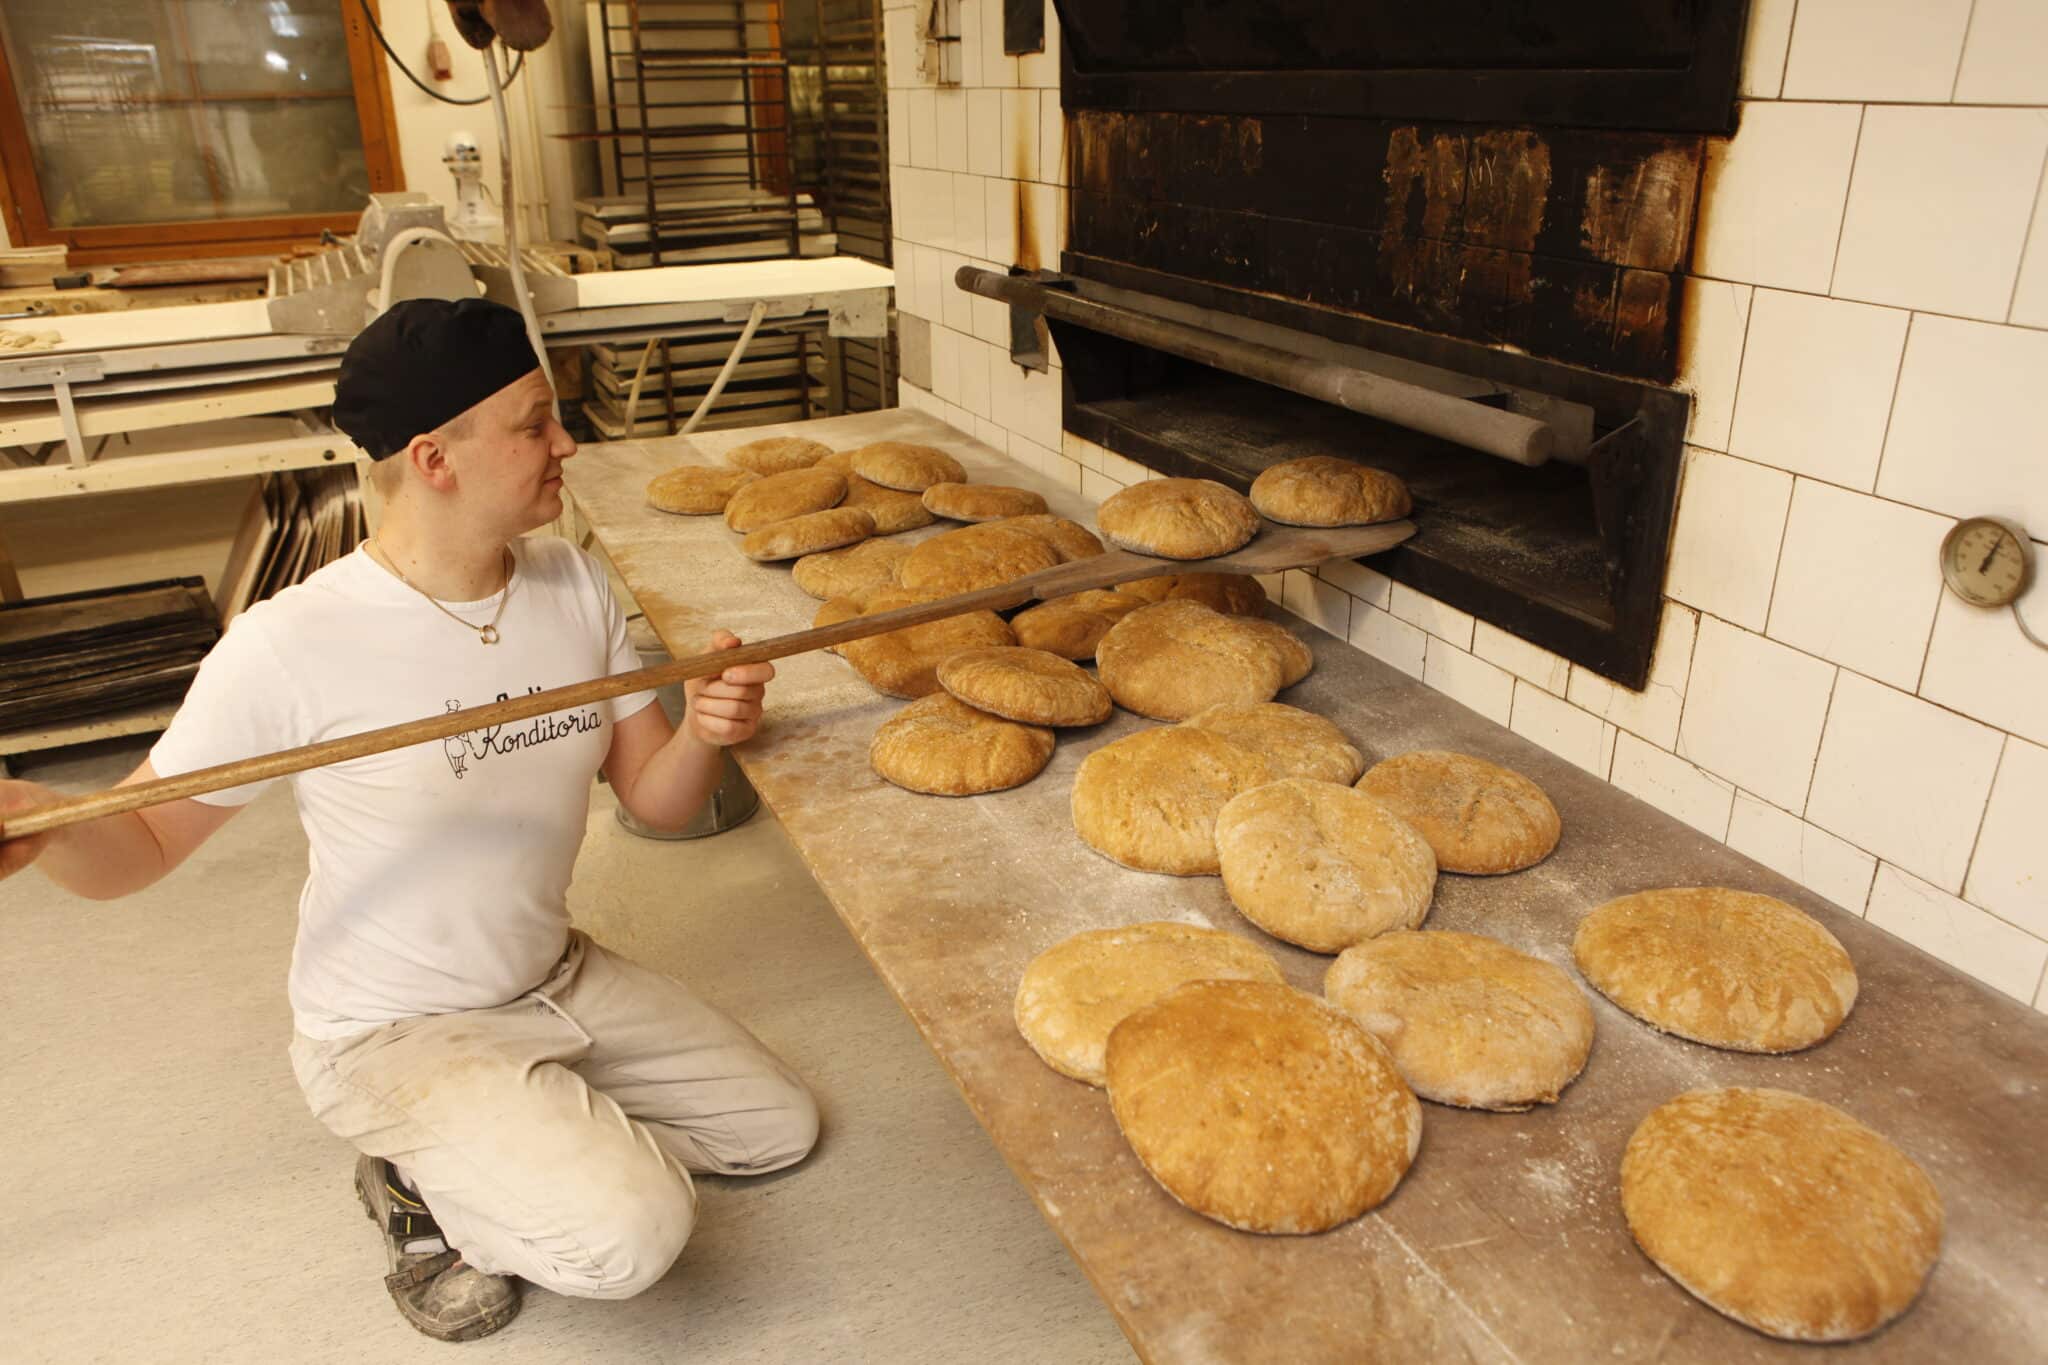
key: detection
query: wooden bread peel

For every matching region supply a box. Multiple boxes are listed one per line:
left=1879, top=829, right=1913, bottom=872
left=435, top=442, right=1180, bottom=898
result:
left=1, top=518, right=1414, bottom=842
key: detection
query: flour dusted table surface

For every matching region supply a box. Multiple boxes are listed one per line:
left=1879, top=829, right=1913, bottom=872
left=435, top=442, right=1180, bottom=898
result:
left=564, top=409, right=2048, bottom=1364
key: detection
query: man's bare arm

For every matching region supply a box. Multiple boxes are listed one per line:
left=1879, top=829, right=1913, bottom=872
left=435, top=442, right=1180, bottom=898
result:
left=0, top=760, right=241, bottom=899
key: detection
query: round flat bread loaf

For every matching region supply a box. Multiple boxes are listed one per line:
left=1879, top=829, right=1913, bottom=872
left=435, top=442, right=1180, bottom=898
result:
left=839, top=604, right=1016, bottom=699
left=1572, top=887, right=1858, bottom=1053
left=991, top=513, right=1105, bottom=562
left=870, top=692, right=1055, bottom=796
left=740, top=506, right=874, bottom=561
left=1095, top=600, right=1314, bottom=720
left=1181, top=702, right=1364, bottom=784
left=1621, top=1088, right=1942, bottom=1341
left=1015, top=922, right=1284, bottom=1086
left=647, top=465, right=757, bottom=514
left=938, top=646, right=1112, bottom=727
left=1105, top=980, right=1421, bottom=1234
left=1010, top=589, right=1144, bottom=660
left=922, top=482, right=1049, bottom=522
left=724, top=467, right=847, bottom=533
left=1215, top=779, right=1436, bottom=953
left=1115, top=572, right=1268, bottom=615
left=1355, top=750, right=1560, bottom=874
left=848, top=441, right=967, bottom=491
left=813, top=584, right=934, bottom=655
left=792, top=537, right=912, bottom=599
left=815, top=448, right=859, bottom=474
left=842, top=474, right=935, bottom=534
left=1324, top=931, right=1594, bottom=1110
left=1071, top=726, right=1271, bottom=875
left=1096, top=478, right=1261, bottom=559
left=898, top=523, right=1061, bottom=596
left=1249, top=456, right=1412, bottom=527
left=724, top=435, right=833, bottom=476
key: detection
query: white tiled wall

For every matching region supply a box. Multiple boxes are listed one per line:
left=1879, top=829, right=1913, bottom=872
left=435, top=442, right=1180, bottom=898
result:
left=885, top=2, right=2048, bottom=1011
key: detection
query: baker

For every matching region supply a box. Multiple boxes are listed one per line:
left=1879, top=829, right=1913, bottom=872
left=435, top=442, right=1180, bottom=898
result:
left=0, top=298, right=819, bottom=1342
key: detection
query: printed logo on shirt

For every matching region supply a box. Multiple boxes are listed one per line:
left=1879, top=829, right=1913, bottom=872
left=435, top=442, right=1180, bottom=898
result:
left=442, top=688, right=604, bottom=780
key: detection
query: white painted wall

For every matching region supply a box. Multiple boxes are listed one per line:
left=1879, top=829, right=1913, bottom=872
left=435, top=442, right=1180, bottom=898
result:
left=886, top=0, right=2048, bottom=1011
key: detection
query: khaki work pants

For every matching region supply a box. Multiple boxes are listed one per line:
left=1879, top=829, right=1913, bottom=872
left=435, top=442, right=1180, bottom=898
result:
left=289, top=931, right=818, bottom=1299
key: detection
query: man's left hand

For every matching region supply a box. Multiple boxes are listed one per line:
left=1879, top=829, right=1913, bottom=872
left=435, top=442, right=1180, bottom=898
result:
left=682, top=630, right=774, bottom=746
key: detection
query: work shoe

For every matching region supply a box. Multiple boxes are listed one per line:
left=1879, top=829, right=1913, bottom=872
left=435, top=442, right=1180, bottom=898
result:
left=353, top=1154, right=520, bottom=1342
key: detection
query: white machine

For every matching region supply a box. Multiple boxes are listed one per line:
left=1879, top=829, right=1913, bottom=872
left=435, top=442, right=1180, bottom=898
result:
left=441, top=130, right=503, bottom=243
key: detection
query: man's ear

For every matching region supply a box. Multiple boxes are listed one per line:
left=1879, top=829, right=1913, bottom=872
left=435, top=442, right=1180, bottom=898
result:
left=404, top=432, right=459, bottom=493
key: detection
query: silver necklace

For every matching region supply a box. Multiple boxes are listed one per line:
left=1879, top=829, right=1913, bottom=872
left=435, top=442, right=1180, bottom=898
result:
left=372, top=541, right=514, bottom=645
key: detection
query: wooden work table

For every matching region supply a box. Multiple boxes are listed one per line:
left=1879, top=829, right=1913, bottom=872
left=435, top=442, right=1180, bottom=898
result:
left=564, top=408, right=2048, bottom=1364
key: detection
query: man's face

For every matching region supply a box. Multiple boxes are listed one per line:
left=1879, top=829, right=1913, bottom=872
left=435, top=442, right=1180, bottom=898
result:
left=442, top=368, right=577, bottom=537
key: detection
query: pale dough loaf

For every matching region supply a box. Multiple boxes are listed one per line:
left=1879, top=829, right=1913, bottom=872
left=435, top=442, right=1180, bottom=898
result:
left=740, top=507, right=874, bottom=561
left=646, top=465, right=757, bottom=515
left=1095, top=600, right=1313, bottom=720
left=1215, top=779, right=1437, bottom=953
left=1181, top=702, right=1364, bottom=784
left=1249, top=455, right=1412, bottom=527
left=1014, top=921, right=1284, bottom=1086
left=1104, top=980, right=1421, bottom=1234
left=1071, top=725, right=1272, bottom=875
left=1096, top=478, right=1261, bottom=559
left=724, top=435, right=833, bottom=476
left=791, top=537, right=912, bottom=599
left=848, top=441, right=967, bottom=491
left=1324, top=930, right=1594, bottom=1110
left=922, top=482, right=1049, bottom=522
left=1621, top=1087, right=1942, bottom=1342
left=1572, top=887, right=1858, bottom=1053
left=870, top=692, right=1055, bottom=795
left=937, top=646, right=1112, bottom=727
left=1010, top=589, right=1144, bottom=660
left=1355, top=750, right=1560, bottom=874
left=723, top=467, right=847, bottom=533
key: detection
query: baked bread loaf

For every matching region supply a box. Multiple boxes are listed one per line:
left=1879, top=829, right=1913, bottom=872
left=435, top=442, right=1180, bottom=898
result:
left=740, top=507, right=874, bottom=561
left=723, top=467, right=847, bottom=533
left=1115, top=572, right=1268, bottom=615
left=992, top=513, right=1105, bottom=562
left=1355, top=750, right=1560, bottom=874
left=922, top=482, right=1049, bottom=522
left=1071, top=725, right=1272, bottom=875
left=724, top=435, right=833, bottom=476
left=848, top=441, right=967, bottom=491
left=1010, top=589, right=1144, bottom=660
left=1249, top=455, right=1412, bottom=527
left=1095, top=600, right=1313, bottom=720
left=898, top=523, right=1061, bottom=596
left=869, top=693, right=1055, bottom=795
left=839, top=602, right=1016, bottom=699
left=842, top=473, right=935, bottom=534
left=1324, top=930, right=1594, bottom=1110
left=937, top=646, right=1113, bottom=727
left=1096, top=478, right=1260, bottom=559
left=647, top=465, right=757, bottom=514
left=1215, top=779, right=1437, bottom=953
left=1181, top=702, right=1364, bottom=784
left=792, top=537, right=912, bottom=599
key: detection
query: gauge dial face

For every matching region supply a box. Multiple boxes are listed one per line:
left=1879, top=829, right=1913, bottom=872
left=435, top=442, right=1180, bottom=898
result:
left=1939, top=518, right=2032, bottom=608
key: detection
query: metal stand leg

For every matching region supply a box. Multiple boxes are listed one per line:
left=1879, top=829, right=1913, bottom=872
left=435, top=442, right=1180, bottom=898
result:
left=613, top=645, right=761, bottom=840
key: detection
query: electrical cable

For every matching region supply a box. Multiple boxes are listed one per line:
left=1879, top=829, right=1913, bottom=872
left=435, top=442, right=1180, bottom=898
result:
left=356, top=0, right=525, bottom=105
left=483, top=42, right=556, bottom=415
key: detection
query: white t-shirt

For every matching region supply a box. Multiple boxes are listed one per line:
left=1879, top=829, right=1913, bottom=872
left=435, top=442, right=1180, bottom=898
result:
left=151, top=536, right=658, bottom=1040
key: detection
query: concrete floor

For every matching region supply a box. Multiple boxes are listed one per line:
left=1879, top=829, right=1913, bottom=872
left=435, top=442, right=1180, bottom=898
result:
left=3, top=736, right=1133, bottom=1364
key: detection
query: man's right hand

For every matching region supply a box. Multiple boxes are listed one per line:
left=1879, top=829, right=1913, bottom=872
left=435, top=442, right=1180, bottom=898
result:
left=0, top=779, right=56, bottom=881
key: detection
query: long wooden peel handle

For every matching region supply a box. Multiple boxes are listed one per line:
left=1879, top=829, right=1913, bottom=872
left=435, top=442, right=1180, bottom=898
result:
left=0, top=578, right=1039, bottom=843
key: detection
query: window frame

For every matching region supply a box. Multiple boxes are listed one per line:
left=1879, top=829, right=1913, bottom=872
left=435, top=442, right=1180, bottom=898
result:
left=0, top=0, right=405, bottom=264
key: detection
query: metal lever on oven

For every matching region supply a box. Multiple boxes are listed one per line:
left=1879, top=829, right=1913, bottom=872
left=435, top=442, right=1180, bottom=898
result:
left=956, top=266, right=1557, bottom=467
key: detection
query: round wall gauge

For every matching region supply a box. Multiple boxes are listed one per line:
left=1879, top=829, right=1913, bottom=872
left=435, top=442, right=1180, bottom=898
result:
left=1938, top=517, right=2033, bottom=608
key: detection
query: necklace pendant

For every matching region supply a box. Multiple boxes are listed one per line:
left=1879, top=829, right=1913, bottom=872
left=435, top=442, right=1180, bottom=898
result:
left=479, top=625, right=500, bottom=645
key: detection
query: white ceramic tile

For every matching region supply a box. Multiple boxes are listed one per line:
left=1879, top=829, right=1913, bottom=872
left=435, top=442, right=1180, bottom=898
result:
left=1281, top=570, right=1352, bottom=640
left=1253, top=572, right=1286, bottom=602
left=1510, top=683, right=1614, bottom=778
left=986, top=353, right=1062, bottom=453
left=1018, top=0, right=1060, bottom=88
left=1665, top=448, right=1794, bottom=630
left=893, top=241, right=921, bottom=318
left=1878, top=314, right=2048, bottom=532
left=1060, top=431, right=1105, bottom=474
left=899, top=167, right=955, bottom=249
left=1866, top=863, right=2048, bottom=1002
left=1727, top=792, right=1878, bottom=914
left=1832, top=106, right=2048, bottom=322
left=1008, top=434, right=1059, bottom=479
left=1349, top=605, right=1426, bottom=679
left=1567, top=602, right=1698, bottom=750
left=2012, top=170, right=2048, bottom=330
left=1677, top=615, right=1837, bottom=812
left=957, top=0, right=983, bottom=87
left=1677, top=279, right=1750, bottom=453
left=1098, top=449, right=1152, bottom=485
left=933, top=90, right=969, bottom=173
left=970, top=286, right=1009, bottom=347
left=1691, top=102, right=1861, bottom=294
left=1806, top=671, right=2005, bottom=891
left=1000, top=90, right=1041, bottom=184
left=1767, top=479, right=1948, bottom=689
left=942, top=401, right=975, bottom=434
left=951, top=174, right=988, bottom=259
left=1079, top=466, right=1122, bottom=502
left=929, top=325, right=962, bottom=404
left=1389, top=582, right=1475, bottom=650
left=1953, top=0, right=2048, bottom=104
left=1966, top=738, right=2048, bottom=939
left=883, top=7, right=921, bottom=89
left=1727, top=290, right=1908, bottom=489
left=975, top=0, right=1018, bottom=87
left=887, top=90, right=909, bottom=166
left=937, top=251, right=973, bottom=333
left=1781, top=0, right=1972, bottom=102
left=1040, top=92, right=1067, bottom=187
left=1474, top=621, right=1571, bottom=694
left=983, top=179, right=1019, bottom=266
left=1610, top=732, right=1737, bottom=840
left=1422, top=638, right=1514, bottom=726
left=1740, top=0, right=1798, bottom=98
left=1319, top=559, right=1392, bottom=610
left=957, top=335, right=992, bottom=418
left=1919, top=586, right=2048, bottom=749
left=913, top=244, right=945, bottom=325
left=972, top=415, right=1010, bottom=456
left=966, top=91, right=1003, bottom=178
left=1019, top=181, right=1062, bottom=269
left=906, top=89, right=938, bottom=168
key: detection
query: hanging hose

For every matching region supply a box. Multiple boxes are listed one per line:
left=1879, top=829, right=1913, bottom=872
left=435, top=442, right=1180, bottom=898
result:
left=482, top=42, right=554, bottom=414
left=680, top=301, right=770, bottom=435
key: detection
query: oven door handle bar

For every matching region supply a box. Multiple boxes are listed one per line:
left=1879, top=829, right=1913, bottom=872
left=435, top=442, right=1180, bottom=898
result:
left=955, top=266, right=1556, bottom=468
